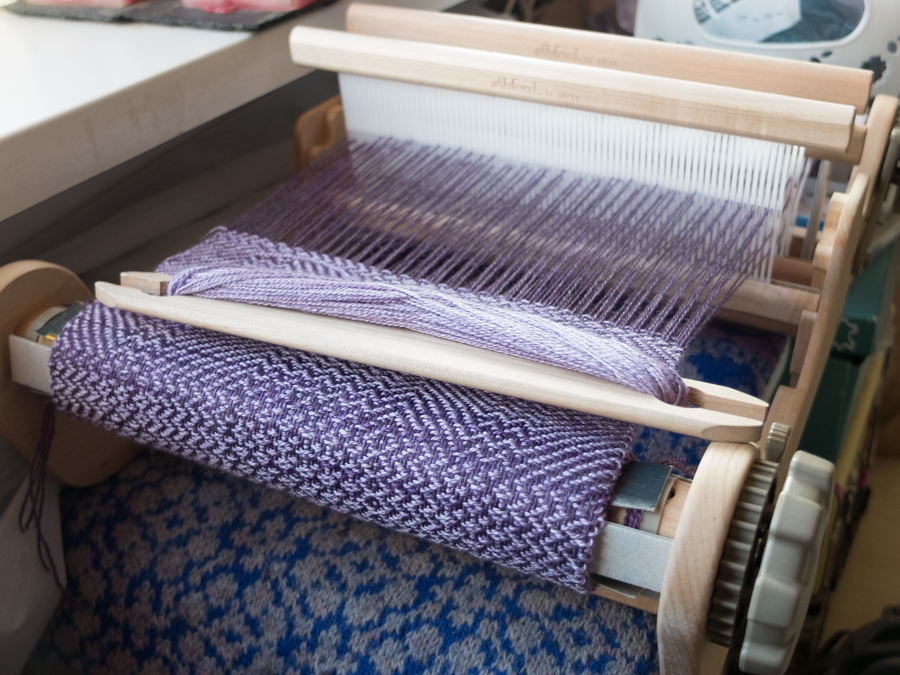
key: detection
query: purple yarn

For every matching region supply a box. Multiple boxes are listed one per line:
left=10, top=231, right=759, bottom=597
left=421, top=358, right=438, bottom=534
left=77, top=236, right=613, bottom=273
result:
left=157, top=139, right=780, bottom=405
left=49, top=302, right=633, bottom=592
left=163, top=230, right=688, bottom=404
left=624, top=509, right=644, bottom=530
left=18, top=402, right=64, bottom=592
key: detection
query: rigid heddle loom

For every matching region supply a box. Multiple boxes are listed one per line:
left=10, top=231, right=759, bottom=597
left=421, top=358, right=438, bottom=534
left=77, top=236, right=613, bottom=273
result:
left=3, top=6, right=900, bottom=674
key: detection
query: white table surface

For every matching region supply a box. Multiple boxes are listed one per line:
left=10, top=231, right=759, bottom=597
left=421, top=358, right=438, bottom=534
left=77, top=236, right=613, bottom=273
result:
left=0, top=0, right=453, bottom=222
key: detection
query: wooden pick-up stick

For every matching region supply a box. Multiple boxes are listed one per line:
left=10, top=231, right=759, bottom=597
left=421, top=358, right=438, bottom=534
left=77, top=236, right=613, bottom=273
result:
left=97, top=275, right=767, bottom=442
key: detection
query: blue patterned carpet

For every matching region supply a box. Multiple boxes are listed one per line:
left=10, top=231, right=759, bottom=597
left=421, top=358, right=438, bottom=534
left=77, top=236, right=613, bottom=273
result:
left=34, top=321, right=786, bottom=674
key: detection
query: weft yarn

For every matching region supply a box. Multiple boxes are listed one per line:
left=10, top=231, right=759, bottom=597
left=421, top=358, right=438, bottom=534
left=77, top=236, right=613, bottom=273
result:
left=46, top=137, right=803, bottom=593
left=49, top=302, right=634, bottom=592
left=18, top=402, right=64, bottom=591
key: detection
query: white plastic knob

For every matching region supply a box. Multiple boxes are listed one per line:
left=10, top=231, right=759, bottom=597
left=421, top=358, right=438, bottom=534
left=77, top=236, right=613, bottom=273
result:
left=739, top=451, right=834, bottom=675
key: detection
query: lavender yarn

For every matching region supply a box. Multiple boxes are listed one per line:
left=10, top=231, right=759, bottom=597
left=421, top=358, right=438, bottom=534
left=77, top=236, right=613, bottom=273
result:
left=49, top=302, right=634, bottom=592
left=157, top=139, right=784, bottom=406
left=163, top=229, right=688, bottom=404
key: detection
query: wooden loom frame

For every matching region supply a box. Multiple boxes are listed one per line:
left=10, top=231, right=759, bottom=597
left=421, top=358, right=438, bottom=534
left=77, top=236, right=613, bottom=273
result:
left=1, top=8, right=898, bottom=675
left=287, top=87, right=894, bottom=674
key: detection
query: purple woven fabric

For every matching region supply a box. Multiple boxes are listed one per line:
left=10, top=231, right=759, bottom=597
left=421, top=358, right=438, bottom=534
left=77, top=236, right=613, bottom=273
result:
left=157, top=139, right=786, bottom=406
left=49, top=302, right=634, bottom=592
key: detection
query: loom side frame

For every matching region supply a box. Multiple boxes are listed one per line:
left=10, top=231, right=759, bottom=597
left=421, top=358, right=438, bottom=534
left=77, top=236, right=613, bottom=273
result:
left=657, top=173, right=870, bottom=675
left=282, top=67, right=897, bottom=674
left=0, top=261, right=141, bottom=486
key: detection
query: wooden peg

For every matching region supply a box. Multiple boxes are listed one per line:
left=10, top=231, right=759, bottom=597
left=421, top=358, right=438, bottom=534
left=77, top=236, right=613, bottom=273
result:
left=293, top=95, right=347, bottom=171
left=789, top=310, right=818, bottom=388
left=120, top=271, right=170, bottom=296
left=812, top=193, right=847, bottom=290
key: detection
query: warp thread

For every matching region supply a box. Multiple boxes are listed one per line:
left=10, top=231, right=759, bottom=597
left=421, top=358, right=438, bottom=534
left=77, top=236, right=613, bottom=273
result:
left=164, top=230, right=688, bottom=405
left=18, top=401, right=64, bottom=592
left=157, top=139, right=792, bottom=405
left=44, top=138, right=800, bottom=592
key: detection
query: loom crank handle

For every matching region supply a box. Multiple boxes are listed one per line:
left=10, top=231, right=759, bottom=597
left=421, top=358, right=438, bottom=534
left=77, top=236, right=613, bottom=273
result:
left=698, top=451, right=834, bottom=675
left=738, top=453, right=834, bottom=674
left=652, top=446, right=833, bottom=675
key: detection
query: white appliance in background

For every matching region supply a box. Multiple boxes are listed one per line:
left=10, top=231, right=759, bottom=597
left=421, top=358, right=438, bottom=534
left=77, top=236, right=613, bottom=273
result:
left=0, top=441, right=65, bottom=675
left=634, top=0, right=900, bottom=99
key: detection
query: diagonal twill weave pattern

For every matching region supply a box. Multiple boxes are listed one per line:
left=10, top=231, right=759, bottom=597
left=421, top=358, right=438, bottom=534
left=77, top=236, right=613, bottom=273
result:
left=38, top=451, right=660, bottom=675
left=43, top=137, right=802, bottom=595
left=49, top=302, right=634, bottom=592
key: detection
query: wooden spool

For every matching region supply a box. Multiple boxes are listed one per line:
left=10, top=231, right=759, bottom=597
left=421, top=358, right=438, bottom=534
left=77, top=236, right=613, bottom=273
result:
left=0, top=261, right=140, bottom=486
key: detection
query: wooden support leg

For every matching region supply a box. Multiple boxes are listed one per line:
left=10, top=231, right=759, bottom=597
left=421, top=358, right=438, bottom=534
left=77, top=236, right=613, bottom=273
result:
left=0, top=261, right=140, bottom=486
left=657, top=442, right=758, bottom=675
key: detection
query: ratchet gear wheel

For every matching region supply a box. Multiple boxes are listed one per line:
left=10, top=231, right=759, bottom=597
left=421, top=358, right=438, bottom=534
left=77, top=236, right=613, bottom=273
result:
left=707, top=458, right=779, bottom=647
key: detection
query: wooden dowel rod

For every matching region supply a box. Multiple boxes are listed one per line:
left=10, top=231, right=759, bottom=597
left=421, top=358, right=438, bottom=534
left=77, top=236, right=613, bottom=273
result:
left=120, top=272, right=768, bottom=420
left=120, top=275, right=766, bottom=426
left=97, top=279, right=765, bottom=442
left=718, top=278, right=819, bottom=336
left=807, top=124, right=866, bottom=165
left=346, top=3, right=871, bottom=112
left=771, top=257, right=814, bottom=287
left=288, top=27, right=856, bottom=153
